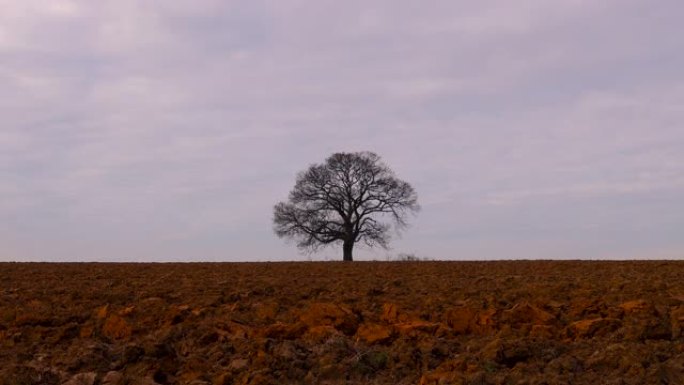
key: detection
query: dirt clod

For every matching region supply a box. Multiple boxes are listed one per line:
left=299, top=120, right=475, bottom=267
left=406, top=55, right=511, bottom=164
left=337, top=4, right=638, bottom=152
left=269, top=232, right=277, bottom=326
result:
left=1, top=261, right=684, bottom=384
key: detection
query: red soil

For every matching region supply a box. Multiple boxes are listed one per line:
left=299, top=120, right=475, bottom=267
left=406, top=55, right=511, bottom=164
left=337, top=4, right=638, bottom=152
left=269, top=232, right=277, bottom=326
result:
left=1, top=261, right=683, bottom=384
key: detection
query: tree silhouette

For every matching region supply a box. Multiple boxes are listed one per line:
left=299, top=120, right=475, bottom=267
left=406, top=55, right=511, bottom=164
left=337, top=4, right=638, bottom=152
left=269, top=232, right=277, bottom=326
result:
left=273, top=151, right=419, bottom=261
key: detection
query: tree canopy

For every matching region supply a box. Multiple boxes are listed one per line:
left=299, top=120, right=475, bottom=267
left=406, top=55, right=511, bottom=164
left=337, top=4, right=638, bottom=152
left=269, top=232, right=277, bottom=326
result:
left=273, top=151, right=419, bottom=261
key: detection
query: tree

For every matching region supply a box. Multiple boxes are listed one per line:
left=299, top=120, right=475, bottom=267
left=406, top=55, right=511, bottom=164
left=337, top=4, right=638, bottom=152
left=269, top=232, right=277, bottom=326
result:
left=273, top=151, right=419, bottom=261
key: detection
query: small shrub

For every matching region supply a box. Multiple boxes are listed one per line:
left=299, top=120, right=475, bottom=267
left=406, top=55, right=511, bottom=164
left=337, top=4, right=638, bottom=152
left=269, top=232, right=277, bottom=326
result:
left=396, top=253, right=428, bottom=262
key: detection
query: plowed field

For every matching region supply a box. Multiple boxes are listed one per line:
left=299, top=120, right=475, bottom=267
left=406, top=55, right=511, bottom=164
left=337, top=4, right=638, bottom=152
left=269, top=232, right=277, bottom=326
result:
left=1, top=261, right=683, bottom=384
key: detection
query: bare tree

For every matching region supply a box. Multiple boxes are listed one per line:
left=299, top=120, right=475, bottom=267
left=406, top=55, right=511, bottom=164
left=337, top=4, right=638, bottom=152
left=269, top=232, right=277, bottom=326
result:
left=273, top=151, right=419, bottom=261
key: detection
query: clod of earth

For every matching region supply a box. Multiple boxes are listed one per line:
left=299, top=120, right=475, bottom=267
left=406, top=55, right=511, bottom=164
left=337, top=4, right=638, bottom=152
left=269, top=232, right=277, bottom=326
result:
left=2, top=261, right=684, bottom=384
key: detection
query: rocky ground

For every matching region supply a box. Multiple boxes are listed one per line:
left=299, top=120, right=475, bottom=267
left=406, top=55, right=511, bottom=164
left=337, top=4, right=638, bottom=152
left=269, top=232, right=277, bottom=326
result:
left=1, top=261, right=683, bottom=384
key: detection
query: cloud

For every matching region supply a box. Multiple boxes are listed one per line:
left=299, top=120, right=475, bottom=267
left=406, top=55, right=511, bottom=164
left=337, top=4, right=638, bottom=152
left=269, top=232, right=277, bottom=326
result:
left=1, top=0, right=683, bottom=260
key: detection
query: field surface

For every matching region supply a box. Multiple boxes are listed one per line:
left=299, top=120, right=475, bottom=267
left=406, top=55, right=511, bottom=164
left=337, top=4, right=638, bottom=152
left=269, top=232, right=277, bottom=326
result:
left=1, top=261, right=684, bottom=384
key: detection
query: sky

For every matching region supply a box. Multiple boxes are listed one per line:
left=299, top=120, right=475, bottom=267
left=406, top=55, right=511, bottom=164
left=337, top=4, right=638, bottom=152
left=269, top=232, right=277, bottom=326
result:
left=1, top=0, right=683, bottom=262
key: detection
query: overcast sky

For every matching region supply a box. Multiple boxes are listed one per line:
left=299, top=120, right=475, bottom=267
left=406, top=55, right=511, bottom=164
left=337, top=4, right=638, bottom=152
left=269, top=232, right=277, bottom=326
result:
left=1, top=0, right=683, bottom=261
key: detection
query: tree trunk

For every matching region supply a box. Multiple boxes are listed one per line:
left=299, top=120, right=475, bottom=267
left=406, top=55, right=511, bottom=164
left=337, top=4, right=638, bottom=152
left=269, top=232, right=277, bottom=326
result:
left=342, top=239, right=353, bottom=262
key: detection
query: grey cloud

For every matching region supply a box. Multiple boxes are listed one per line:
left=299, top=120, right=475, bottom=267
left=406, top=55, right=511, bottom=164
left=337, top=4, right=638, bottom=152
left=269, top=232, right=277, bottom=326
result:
left=1, top=0, right=683, bottom=261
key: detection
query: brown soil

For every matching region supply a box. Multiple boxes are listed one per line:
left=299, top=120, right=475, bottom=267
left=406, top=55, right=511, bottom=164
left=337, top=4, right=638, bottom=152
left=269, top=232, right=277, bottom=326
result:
left=1, top=261, right=683, bottom=384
